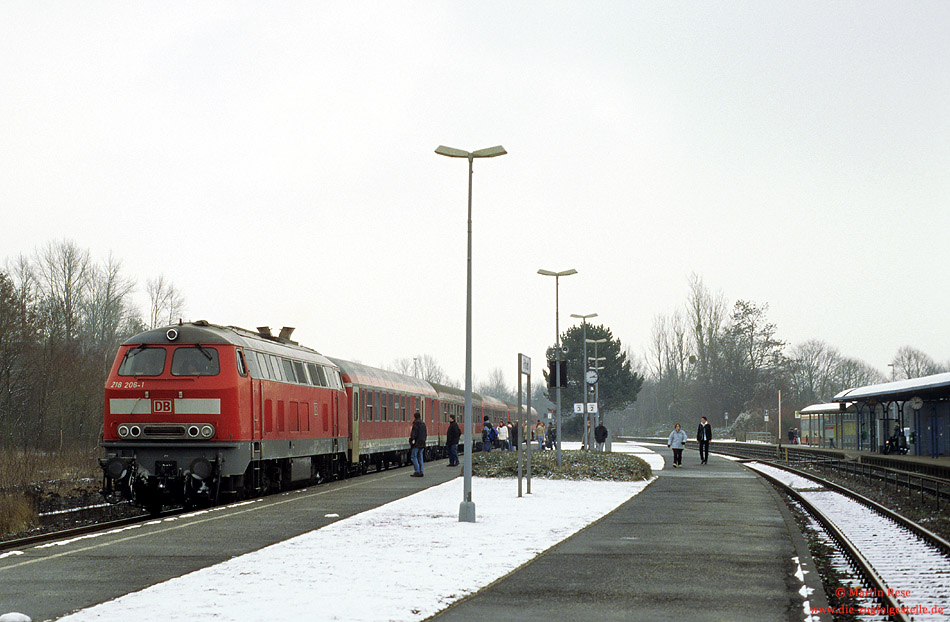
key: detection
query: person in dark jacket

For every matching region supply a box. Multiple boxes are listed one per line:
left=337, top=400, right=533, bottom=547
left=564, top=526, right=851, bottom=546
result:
left=594, top=423, right=608, bottom=451
left=446, top=414, right=461, bottom=466
left=481, top=417, right=494, bottom=452
left=409, top=412, right=427, bottom=477
left=697, top=416, right=712, bottom=465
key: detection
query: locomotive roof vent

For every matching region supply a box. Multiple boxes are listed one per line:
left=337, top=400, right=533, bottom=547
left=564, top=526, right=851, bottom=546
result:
left=278, top=326, right=297, bottom=345
left=257, top=326, right=273, bottom=338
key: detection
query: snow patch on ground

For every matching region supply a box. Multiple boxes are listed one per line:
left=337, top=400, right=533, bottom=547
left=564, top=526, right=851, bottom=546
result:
left=57, top=444, right=659, bottom=622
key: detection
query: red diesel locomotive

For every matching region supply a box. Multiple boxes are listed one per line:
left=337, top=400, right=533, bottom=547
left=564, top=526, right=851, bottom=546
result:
left=100, top=320, right=515, bottom=512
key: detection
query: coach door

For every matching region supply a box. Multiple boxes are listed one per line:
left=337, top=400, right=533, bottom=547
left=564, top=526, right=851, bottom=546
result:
left=350, top=388, right=360, bottom=463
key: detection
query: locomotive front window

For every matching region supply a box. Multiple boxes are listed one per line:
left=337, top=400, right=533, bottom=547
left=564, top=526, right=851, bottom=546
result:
left=118, top=346, right=166, bottom=376
left=171, top=347, right=220, bottom=376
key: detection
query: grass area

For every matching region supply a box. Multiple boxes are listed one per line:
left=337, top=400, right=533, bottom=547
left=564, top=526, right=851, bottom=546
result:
left=471, top=449, right=652, bottom=481
left=0, top=445, right=101, bottom=537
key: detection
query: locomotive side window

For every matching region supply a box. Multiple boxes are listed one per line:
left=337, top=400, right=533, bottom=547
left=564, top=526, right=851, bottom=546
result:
left=292, top=361, right=307, bottom=385
left=118, top=346, right=166, bottom=376
left=281, top=358, right=296, bottom=383
left=309, top=364, right=328, bottom=387
left=254, top=352, right=271, bottom=380
left=269, top=355, right=283, bottom=382
left=171, top=347, right=220, bottom=376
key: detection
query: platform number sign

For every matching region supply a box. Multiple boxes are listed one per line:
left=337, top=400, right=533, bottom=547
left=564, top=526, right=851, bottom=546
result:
left=153, top=399, right=172, bottom=414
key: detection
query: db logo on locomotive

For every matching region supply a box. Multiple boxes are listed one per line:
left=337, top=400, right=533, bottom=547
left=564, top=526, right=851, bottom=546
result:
left=152, top=399, right=173, bottom=414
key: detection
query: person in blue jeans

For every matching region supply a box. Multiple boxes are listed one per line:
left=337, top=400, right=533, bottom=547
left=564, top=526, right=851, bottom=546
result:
left=409, top=411, right=427, bottom=477
left=446, top=414, right=461, bottom=466
left=481, top=418, right=494, bottom=452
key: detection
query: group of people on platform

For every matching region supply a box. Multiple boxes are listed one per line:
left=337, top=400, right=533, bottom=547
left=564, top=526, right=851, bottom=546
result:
left=667, top=416, right=712, bottom=468
left=408, top=411, right=612, bottom=478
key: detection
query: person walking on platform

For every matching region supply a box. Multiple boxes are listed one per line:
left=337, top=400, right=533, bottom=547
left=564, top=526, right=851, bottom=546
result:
left=409, top=411, right=427, bottom=477
left=668, top=423, right=686, bottom=468
left=697, top=416, right=712, bottom=465
left=446, top=414, right=461, bottom=467
left=594, top=422, right=608, bottom=451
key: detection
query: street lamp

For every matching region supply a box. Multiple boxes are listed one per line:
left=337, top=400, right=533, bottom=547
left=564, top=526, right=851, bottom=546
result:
left=436, top=144, right=507, bottom=523
left=571, top=313, right=597, bottom=449
left=538, top=268, right=577, bottom=466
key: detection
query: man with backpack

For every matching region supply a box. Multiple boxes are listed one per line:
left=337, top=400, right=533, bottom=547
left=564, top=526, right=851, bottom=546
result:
left=481, top=417, right=495, bottom=452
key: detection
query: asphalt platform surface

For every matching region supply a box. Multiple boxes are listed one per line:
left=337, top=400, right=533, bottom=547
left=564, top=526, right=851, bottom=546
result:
left=0, top=464, right=460, bottom=622
left=431, top=448, right=828, bottom=622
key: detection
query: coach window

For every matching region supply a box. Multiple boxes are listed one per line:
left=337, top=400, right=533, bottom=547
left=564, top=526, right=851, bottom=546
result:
left=394, top=396, right=400, bottom=423
left=292, top=361, right=307, bottom=385
left=118, top=346, right=166, bottom=376
left=382, top=393, right=389, bottom=421
left=365, top=391, right=374, bottom=421
left=375, top=392, right=381, bottom=422
left=171, top=347, right=220, bottom=376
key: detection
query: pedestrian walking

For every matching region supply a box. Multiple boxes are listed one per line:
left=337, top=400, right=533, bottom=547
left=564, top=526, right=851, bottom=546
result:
left=594, top=422, right=608, bottom=451
left=668, top=423, right=687, bottom=468
left=446, top=414, right=461, bottom=466
left=536, top=420, right=546, bottom=451
left=409, top=411, right=427, bottom=477
left=697, top=416, right=712, bottom=465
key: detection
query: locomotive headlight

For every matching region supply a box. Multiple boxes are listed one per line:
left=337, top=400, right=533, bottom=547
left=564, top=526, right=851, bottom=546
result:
left=199, top=425, right=215, bottom=439
left=166, top=328, right=179, bottom=341
left=117, top=425, right=130, bottom=438
left=187, top=426, right=200, bottom=438
left=129, top=425, right=142, bottom=438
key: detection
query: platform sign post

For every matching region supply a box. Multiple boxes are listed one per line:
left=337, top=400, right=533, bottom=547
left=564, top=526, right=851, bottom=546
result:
left=517, top=354, right=532, bottom=497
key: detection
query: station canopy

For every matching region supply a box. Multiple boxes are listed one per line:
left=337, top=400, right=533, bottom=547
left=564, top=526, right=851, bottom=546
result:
left=799, top=402, right=855, bottom=415
left=833, top=371, right=950, bottom=403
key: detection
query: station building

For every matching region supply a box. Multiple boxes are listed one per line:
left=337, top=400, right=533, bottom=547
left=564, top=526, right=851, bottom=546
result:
left=798, top=372, right=949, bottom=457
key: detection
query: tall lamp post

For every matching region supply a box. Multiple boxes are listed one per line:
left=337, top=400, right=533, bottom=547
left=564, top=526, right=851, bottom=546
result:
left=436, top=144, right=507, bottom=523
left=538, top=268, right=577, bottom=467
left=571, top=313, right=597, bottom=449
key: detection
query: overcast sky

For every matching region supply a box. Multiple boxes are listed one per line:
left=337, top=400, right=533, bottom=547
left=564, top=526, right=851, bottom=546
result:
left=2, top=2, right=947, bottom=386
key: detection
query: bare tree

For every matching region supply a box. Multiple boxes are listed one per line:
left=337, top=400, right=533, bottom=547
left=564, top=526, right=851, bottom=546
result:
left=788, top=339, right=842, bottom=404
left=146, top=275, right=185, bottom=328
left=36, top=240, right=91, bottom=342
left=891, top=346, right=943, bottom=380
left=477, top=368, right=514, bottom=402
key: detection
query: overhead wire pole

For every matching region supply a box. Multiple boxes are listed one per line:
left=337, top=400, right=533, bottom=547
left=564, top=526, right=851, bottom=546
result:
left=435, top=144, right=507, bottom=523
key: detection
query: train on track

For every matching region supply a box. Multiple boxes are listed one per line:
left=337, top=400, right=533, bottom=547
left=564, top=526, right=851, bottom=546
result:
left=99, top=321, right=527, bottom=513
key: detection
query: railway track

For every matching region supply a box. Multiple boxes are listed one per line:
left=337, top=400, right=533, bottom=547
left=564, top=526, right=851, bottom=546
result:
left=746, top=460, right=950, bottom=621
left=0, top=506, right=182, bottom=555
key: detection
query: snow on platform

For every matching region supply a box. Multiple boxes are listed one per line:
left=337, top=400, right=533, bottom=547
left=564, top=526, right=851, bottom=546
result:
left=57, top=444, right=659, bottom=622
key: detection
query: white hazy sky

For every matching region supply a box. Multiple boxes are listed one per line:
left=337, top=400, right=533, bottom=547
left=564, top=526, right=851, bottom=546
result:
left=2, top=2, right=948, bottom=386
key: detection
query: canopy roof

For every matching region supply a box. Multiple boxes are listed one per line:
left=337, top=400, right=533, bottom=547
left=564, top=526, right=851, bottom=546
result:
left=833, top=372, right=950, bottom=403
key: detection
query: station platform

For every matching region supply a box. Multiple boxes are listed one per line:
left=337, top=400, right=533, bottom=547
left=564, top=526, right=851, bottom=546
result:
left=628, top=437, right=950, bottom=479
left=431, top=448, right=828, bottom=622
